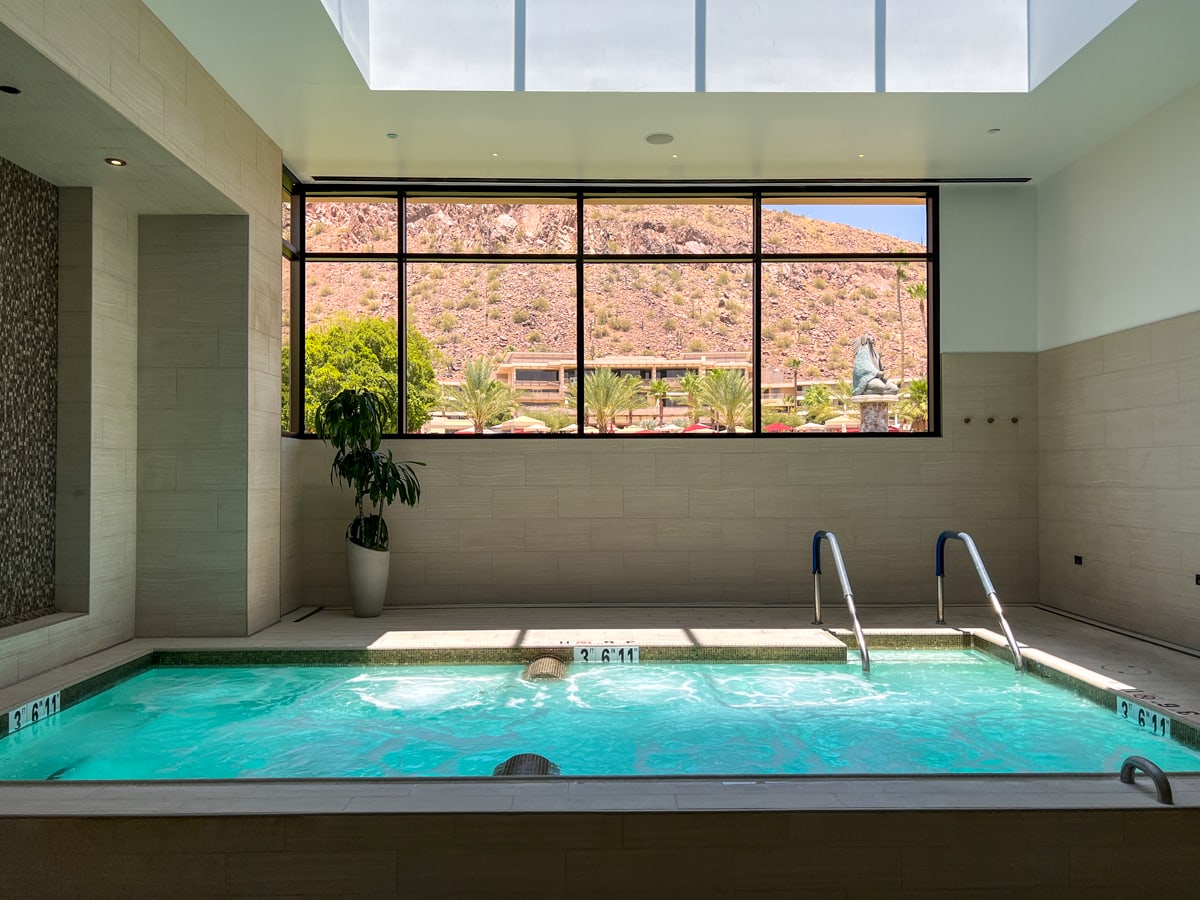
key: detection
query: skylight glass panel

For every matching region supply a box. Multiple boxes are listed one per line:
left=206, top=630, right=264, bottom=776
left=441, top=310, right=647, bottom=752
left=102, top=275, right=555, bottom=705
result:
left=885, top=0, right=1028, bottom=92
left=706, top=0, right=876, bottom=92
left=321, top=0, right=372, bottom=85
left=368, top=0, right=514, bottom=91
left=313, top=0, right=1117, bottom=94
left=525, top=0, right=694, bottom=92
left=1028, top=0, right=1136, bottom=89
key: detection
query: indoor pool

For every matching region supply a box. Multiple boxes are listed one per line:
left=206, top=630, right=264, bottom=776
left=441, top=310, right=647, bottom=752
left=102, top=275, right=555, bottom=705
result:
left=1, top=650, right=1197, bottom=780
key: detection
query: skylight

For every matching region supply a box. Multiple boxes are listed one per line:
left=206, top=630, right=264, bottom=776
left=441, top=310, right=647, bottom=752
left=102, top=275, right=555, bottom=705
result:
left=320, top=0, right=1136, bottom=94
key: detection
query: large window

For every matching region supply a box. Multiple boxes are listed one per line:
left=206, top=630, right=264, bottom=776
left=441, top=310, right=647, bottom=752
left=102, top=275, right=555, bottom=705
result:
left=285, top=185, right=936, bottom=437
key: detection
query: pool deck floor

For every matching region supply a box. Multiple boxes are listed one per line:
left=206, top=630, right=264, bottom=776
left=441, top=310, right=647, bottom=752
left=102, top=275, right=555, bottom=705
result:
left=1, top=603, right=1198, bottom=814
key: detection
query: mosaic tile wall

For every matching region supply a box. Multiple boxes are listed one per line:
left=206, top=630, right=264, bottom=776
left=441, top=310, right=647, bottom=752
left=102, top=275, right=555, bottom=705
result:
left=0, top=157, right=58, bottom=622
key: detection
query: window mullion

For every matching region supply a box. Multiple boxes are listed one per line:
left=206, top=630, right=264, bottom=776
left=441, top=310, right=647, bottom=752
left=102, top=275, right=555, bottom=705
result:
left=752, top=191, right=762, bottom=433
left=575, top=193, right=585, bottom=435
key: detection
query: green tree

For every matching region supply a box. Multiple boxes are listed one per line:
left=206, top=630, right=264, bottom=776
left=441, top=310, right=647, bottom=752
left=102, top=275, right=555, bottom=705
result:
left=762, top=411, right=805, bottom=428
left=569, top=367, right=642, bottom=433
left=405, top=326, right=438, bottom=433
left=697, top=369, right=753, bottom=434
left=298, top=314, right=399, bottom=432
left=525, top=407, right=574, bottom=433
left=832, top=378, right=854, bottom=410
left=647, top=378, right=670, bottom=425
left=899, top=377, right=929, bottom=431
left=285, top=315, right=438, bottom=434
left=442, top=356, right=518, bottom=433
left=678, top=371, right=704, bottom=424
left=281, top=345, right=291, bottom=430
left=803, top=384, right=836, bottom=423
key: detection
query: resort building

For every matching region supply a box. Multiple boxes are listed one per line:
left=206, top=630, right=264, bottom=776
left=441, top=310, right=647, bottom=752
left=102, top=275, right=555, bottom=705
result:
left=483, top=350, right=762, bottom=422
left=441, top=351, right=823, bottom=429
left=2, top=0, right=1200, bottom=894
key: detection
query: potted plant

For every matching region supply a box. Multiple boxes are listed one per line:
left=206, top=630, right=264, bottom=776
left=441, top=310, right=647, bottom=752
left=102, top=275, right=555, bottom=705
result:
left=315, top=388, right=423, bottom=617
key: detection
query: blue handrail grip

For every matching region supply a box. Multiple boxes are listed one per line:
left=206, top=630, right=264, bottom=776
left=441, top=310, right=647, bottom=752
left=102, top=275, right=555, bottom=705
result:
left=935, top=530, right=954, bottom=577
left=812, top=530, right=827, bottom=575
left=936, top=531, right=997, bottom=596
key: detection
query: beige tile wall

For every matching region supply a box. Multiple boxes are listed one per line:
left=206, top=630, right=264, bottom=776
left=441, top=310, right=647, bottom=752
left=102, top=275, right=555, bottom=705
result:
left=0, top=0, right=282, bottom=656
left=288, top=353, right=1039, bottom=612
left=137, top=215, right=250, bottom=636
left=81, top=189, right=140, bottom=653
left=1040, top=308, right=1200, bottom=648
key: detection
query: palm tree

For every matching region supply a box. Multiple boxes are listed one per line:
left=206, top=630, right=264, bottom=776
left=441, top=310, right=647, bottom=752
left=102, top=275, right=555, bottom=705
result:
left=803, top=384, right=835, bottom=424
left=574, top=367, right=642, bottom=433
left=906, top=280, right=927, bottom=370
left=894, top=261, right=908, bottom=388
left=697, top=369, right=753, bottom=434
left=785, top=356, right=803, bottom=412
left=647, top=378, right=670, bottom=425
left=832, top=379, right=855, bottom=411
left=441, top=356, right=518, bottom=433
left=622, top=387, right=641, bottom=426
left=678, top=371, right=704, bottom=424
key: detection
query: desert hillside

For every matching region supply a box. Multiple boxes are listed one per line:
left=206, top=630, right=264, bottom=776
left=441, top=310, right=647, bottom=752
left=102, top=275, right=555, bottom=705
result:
left=298, top=201, right=927, bottom=383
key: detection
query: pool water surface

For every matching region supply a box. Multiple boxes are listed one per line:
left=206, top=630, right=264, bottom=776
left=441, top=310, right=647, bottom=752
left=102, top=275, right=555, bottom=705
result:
left=1, top=651, right=1197, bottom=780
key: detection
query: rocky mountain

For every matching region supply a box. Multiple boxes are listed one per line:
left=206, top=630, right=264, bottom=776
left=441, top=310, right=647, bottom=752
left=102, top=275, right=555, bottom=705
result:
left=299, top=200, right=928, bottom=384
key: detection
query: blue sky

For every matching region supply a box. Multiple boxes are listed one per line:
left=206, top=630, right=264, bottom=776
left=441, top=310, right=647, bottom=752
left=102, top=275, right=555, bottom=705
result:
left=769, top=204, right=927, bottom=247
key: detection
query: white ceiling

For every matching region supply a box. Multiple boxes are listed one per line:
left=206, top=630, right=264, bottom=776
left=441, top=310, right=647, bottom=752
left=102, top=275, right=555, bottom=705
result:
left=0, top=22, right=238, bottom=214
left=127, top=0, right=1200, bottom=184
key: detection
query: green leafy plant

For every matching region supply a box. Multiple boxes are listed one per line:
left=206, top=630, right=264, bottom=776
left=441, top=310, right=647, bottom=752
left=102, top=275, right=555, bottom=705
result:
left=315, top=388, right=423, bottom=551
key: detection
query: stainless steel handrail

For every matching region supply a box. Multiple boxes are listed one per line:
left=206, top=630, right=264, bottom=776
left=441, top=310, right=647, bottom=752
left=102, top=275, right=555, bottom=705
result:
left=812, top=531, right=870, bottom=674
left=935, top=530, right=1023, bottom=672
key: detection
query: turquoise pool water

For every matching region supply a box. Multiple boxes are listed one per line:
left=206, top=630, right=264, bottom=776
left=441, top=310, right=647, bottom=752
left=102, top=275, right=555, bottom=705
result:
left=1, top=651, right=1197, bottom=780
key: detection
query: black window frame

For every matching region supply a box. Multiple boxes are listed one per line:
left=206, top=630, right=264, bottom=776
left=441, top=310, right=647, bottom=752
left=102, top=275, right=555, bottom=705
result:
left=284, top=180, right=940, bottom=438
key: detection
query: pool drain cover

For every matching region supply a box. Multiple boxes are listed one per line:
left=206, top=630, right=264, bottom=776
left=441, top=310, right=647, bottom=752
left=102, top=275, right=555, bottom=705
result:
left=493, top=753, right=560, bottom=776
left=523, top=655, right=568, bottom=680
left=1101, top=664, right=1151, bottom=676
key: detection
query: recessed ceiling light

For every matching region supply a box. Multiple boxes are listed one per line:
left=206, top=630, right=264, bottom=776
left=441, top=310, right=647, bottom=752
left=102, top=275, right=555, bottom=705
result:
left=645, top=132, right=674, bottom=145
left=104, top=157, right=127, bottom=167
left=491, top=152, right=500, bottom=158
left=857, top=154, right=865, bottom=159
left=671, top=154, right=679, bottom=159
left=386, top=132, right=398, bottom=139
left=987, top=127, right=1002, bottom=135
left=0, top=85, right=21, bottom=95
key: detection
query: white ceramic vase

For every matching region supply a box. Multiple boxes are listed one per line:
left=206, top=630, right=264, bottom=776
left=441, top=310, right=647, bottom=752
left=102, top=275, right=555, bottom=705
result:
left=345, top=538, right=389, bottom=617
